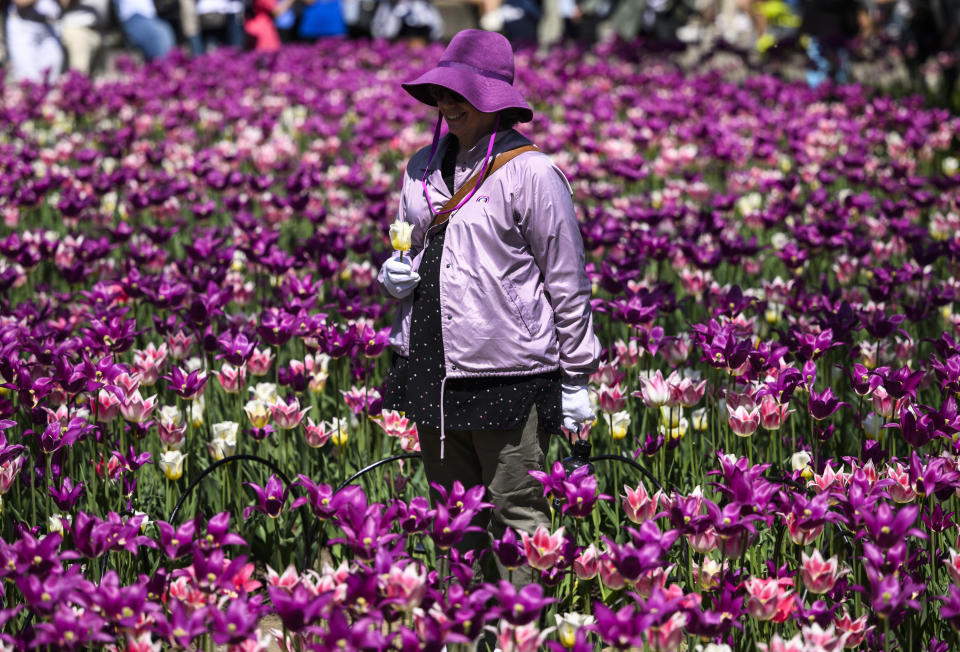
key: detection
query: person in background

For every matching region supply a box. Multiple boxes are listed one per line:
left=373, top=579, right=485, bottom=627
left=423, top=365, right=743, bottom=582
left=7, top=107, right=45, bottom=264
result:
left=370, top=0, right=442, bottom=43
left=114, top=0, right=177, bottom=60
left=479, top=0, right=542, bottom=45
left=60, top=0, right=108, bottom=75
left=6, top=0, right=66, bottom=82
left=191, top=0, right=245, bottom=51
left=799, top=0, right=860, bottom=86
left=297, top=0, right=346, bottom=38
left=245, top=0, right=295, bottom=49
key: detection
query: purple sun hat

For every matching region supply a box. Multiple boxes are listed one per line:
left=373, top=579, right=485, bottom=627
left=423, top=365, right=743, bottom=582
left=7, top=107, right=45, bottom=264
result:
left=402, top=29, right=533, bottom=122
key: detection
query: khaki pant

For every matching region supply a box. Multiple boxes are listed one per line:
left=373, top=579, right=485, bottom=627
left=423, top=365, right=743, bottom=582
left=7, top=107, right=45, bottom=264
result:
left=418, top=405, right=551, bottom=587
left=61, top=24, right=101, bottom=75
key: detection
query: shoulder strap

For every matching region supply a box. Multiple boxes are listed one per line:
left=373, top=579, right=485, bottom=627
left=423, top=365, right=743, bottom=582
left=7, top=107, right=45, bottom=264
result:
left=429, top=145, right=539, bottom=229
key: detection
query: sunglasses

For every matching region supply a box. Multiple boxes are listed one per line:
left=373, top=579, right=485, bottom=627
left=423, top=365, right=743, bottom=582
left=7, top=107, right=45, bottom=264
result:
left=428, top=86, right=468, bottom=105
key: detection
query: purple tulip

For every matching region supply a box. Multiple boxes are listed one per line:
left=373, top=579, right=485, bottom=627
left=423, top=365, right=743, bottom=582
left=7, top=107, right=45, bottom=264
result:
left=559, top=466, right=609, bottom=518
left=859, top=502, right=926, bottom=548
left=209, top=594, right=263, bottom=645
left=194, top=512, right=247, bottom=551
left=162, top=365, right=207, bottom=400
left=809, top=387, right=849, bottom=420
left=256, top=308, right=295, bottom=347
left=492, top=527, right=526, bottom=570
left=243, top=474, right=287, bottom=519
left=488, top=580, right=556, bottom=625
left=940, top=585, right=960, bottom=631
left=156, top=519, right=196, bottom=559
left=48, top=476, right=84, bottom=510
left=217, top=330, right=257, bottom=366
left=155, top=599, right=208, bottom=648
left=31, top=603, right=114, bottom=650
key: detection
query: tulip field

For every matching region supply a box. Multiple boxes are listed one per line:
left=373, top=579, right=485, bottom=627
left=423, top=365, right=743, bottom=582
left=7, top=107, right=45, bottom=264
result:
left=0, top=38, right=959, bottom=651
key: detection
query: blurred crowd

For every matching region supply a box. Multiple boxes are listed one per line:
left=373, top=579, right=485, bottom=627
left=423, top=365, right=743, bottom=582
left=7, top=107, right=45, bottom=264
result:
left=1, top=0, right=958, bottom=97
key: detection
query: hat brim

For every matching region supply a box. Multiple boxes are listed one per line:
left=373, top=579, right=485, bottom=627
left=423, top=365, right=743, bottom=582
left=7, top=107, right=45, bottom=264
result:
left=402, top=68, right=533, bottom=123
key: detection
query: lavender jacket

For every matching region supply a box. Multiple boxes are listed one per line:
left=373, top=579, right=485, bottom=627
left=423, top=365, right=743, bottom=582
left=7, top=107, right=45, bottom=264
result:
left=382, top=128, right=602, bottom=389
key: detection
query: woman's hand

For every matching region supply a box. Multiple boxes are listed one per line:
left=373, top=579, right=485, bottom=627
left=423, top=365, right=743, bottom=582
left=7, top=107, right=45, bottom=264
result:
left=380, top=254, right=421, bottom=299
left=561, top=383, right=594, bottom=434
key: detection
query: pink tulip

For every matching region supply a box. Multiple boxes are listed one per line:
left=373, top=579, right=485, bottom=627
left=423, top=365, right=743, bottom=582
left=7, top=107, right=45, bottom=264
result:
left=341, top=386, right=381, bottom=416
left=744, top=577, right=792, bottom=621
left=42, top=404, right=73, bottom=426
left=725, top=389, right=757, bottom=412
left=96, top=389, right=122, bottom=422
left=612, top=339, right=642, bottom=367
left=667, top=371, right=707, bottom=408
left=114, top=372, right=142, bottom=398
left=871, top=385, right=904, bottom=419
left=381, top=562, right=427, bottom=609
left=158, top=419, right=187, bottom=447
left=596, top=383, right=627, bottom=414
left=757, top=634, right=805, bottom=652
left=496, top=622, right=551, bottom=652
left=687, top=527, right=718, bottom=554
left=0, top=455, right=25, bottom=494
left=678, top=268, right=709, bottom=297
left=598, top=555, right=626, bottom=589
left=885, top=462, right=917, bottom=503
left=265, top=564, right=300, bottom=590
left=636, top=370, right=671, bottom=408
left=947, top=549, right=960, bottom=588
left=247, top=347, right=275, bottom=376
left=834, top=608, right=872, bottom=648
left=123, top=633, right=162, bottom=652
left=799, top=624, right=848, bottom=650
left=592, top=359, right=627, bottom=386
left=370, top=410, right=420, bottom=452
left=167, top=329, right=194, bottom=360
left=633, top=566, right=670, bottom=598
left=303, top=418, right=333, bottom=448
left=807, top=463, right=849, bottom=494
left=645, top=611, right=687, bottom=652
left=623, top=482, right=660, bottom=524
left=120, top=389, right=157, bottom=423
left=727, top=405, right=760, bottom=437
left=573, top=543, right=599, bottom=580
left=800, top=549, right=847, bottom=594
left=785, top=512, right=824, bottom=546
left=370, top=409, right=415, bottom=437
left=521, top=525, right=565, bottom=570
left=133, top=342, right=168, bottom=386
left=660, top=335, right=691, bottom=366
left=759, top=395, right=793, bottom=430
left=270, top=398, right=309, bottom=430
left=216, top=363, right=247, bottom=394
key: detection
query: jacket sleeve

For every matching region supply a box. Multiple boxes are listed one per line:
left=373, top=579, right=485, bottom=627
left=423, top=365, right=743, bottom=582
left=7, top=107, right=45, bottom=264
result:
left=515, top=154, right=601, bottom=386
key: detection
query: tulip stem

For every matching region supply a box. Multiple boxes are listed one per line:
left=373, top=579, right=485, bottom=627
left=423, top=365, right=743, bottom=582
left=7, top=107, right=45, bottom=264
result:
left=274, top=514, right=283, bottom=572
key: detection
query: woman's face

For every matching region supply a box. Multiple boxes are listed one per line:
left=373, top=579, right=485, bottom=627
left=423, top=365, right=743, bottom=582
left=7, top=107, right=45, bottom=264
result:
left=429, top=86, right=499, bottom=150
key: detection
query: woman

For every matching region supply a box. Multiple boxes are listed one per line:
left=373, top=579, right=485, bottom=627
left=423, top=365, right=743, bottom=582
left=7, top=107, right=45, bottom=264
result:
left=378, top=29, right=600, bottom=581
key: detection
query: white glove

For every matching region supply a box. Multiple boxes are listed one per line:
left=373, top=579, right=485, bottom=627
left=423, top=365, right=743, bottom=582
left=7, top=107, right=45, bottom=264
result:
left=381, top=254, right=421, bottom=300
left=562, top=383, right=594, bottom=434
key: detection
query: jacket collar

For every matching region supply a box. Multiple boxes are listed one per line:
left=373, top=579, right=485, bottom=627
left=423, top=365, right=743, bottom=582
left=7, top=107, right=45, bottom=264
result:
left=424, top=128, right=533, bottom=197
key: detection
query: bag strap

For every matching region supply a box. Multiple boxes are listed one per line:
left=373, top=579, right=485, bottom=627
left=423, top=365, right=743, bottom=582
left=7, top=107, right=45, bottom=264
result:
left=429, top=145, right=539, bottom=229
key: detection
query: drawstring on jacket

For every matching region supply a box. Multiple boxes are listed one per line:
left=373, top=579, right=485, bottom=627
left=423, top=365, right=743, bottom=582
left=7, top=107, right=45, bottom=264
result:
left=439, top=375, right=448, bottom=459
